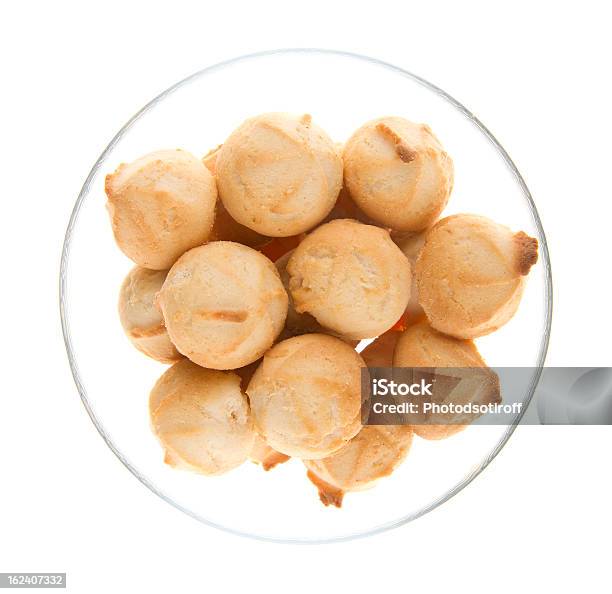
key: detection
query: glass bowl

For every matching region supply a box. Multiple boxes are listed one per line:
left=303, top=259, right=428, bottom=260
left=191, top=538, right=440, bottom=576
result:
left=60, top=49, right=552, bottom=543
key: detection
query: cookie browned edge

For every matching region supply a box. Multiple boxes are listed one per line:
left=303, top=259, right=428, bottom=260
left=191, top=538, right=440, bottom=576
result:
left=514, top=231, right=539, bottom=275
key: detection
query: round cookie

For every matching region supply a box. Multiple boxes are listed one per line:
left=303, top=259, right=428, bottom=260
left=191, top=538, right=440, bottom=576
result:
left=305, top=425, right=413, bottom=507
left=416, top=214, right=538, bottom=339
left=393, top=320, right=501, bottom=440
left=118, top=266, right=181, bottom=364
left=216, top=113, right=343, bottom=237
left=158, top=242, right=288, bottom=369
left=287, top=219, right=411, bottom=340
left=343, top=117, right=453, bottom=232
left=246, top=334, right=366, bottom=459
left=105, top=149, right=217, bottom=269
left=149, top=360, right=255, bottom=475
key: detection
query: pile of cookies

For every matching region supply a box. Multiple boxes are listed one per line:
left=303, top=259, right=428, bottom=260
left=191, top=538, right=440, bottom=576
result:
left=106, top=113, right=538, bottom=507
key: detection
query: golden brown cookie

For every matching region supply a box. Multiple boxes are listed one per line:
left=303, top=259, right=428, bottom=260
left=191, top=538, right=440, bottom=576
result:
left=343, top=117, right=453, bottom=232
left=287, top=219, right=411, bottom=339
left=247, top=334, right=366, bottom=459
left=304, top=425, right=413, bottom=507
left=105, top=149, right=217, bottom=269
left=149, top=360, right=255, bottom=475
left=159, top=242, right=288, bottom=369
left=416, top=214, right=538, bottom=339
left=216, top=113, right=342, bottom=237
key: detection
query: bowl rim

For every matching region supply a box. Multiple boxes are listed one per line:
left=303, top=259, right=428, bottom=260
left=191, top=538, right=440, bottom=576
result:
left=59, top=47, right=553, bottom=544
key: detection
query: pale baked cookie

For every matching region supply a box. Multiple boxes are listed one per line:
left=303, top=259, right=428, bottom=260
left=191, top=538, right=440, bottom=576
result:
left=343, top=117, right=453, bottom=232
left=159, top=242, right=288, bottom=370
left=393, top=320, right=501, bottom=439
left=304, top=425, right=413, bottom=507
left=216, top=113, right=343, bottom=237
left=118, top=266, right=181, bottom=364
left=149, top=360, right=255, bottom=475
left=416, top=214, right=538, bottom=339
left=247, top=334, right=366, bottom=459
left=105, top=149, right=217, bottom=269
left=203, top=146, right=270, bottom=248
left=287, top=219, right=411, bottom=340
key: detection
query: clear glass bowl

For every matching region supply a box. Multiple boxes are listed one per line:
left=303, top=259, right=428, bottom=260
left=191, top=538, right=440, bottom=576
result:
left=60, top=49, right=552, bottom=543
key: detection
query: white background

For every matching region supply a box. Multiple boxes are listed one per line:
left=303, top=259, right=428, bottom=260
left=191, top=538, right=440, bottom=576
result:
left=1, top=1, right=610, bottom=592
